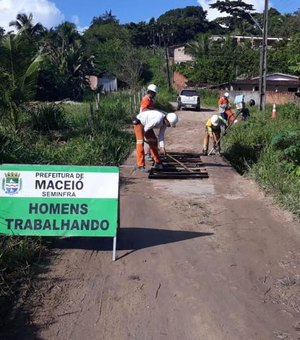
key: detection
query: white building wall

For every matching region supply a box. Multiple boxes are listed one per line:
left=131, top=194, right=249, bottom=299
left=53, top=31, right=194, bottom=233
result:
left=174, top=47, right=194, bottom=64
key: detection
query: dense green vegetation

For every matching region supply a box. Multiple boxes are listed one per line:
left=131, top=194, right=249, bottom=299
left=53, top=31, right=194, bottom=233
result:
left=1, top=4, right=300, bottom=99
left=224, top=103, right=300, bottom=216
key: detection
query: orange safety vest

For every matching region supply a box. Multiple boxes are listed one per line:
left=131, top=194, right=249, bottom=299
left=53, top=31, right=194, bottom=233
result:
left=225, top=108, right=236, bottom=123
left=140, top=95, right=154, bottom=112
left=218, top=96, right=229, bottom=110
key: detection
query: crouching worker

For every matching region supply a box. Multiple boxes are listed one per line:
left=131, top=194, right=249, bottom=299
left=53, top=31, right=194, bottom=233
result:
left=133, top=110, right=179, bottom=172
left=202, top=114, right=228, bottom=156
left=140, top=84, right=158, bottom=161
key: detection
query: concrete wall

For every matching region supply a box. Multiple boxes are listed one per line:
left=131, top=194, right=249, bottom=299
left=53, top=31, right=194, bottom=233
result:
left=211, top=35, right=286, bottom=48
left=174, top=47, right=193, bottom=64
left=224, top=90, right=297, bottom=106
left=173, top=71, right=188, bottom=92
left=266, top=91, right=296, bottom=105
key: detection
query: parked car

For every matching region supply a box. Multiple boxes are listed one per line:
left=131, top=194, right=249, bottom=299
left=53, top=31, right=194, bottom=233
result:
left=177, top=88, right=200, bottom=111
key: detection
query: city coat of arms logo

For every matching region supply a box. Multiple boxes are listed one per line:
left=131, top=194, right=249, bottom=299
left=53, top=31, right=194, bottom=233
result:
left=2, top=172, right=22, bottom=195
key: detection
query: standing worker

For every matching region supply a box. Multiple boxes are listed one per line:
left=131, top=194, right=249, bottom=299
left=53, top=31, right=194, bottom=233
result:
left=218, top=92, right=231, bottom=121
left=240, top=99, right=255, bottom=121
left=140, top=84, right=158, bottom=160
left=202, top=114, right=228, bottom=156
left=133, top=110, right=179, bottom=172
left=140, top=84, right=157, bottom=111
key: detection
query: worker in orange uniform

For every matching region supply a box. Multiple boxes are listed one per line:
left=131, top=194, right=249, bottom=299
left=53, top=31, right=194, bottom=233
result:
left=133, top=110, right=179, bottom=172
left=140, top=84, right=157, bottom=111
left=140, top=84, right=158, bottom=160
left=224, top=106, right=236, bottom=123
left=218, top=92, right=231, bottom=121
left=202, top=114, right=228, bottom=156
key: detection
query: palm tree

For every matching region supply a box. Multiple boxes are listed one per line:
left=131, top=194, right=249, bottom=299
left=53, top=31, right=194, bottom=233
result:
left=9, top=13, right=45, bottom=37
left=0, top=33, right=43, bottom=127
left=91, top=10, right=119, bottom=25
left=186, top=33, right=211, bottom=58
left=41, top=22, right=95, bottom=100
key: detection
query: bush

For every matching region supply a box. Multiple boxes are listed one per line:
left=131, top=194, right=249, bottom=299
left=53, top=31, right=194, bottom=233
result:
left=26, top=103, right=68, bottom=132
left=0, top=237, right=43, bottom=322
left=1, top=93, right=134, bottom=166
left=199, top=89, right=219, bottom=107
left=0, top=125, right=27, bottom=164
left=224, top=103, right=300, bottom=216
left=274, top=102, right=300, bottom=121
left=270, top=130, right=300, bottom=175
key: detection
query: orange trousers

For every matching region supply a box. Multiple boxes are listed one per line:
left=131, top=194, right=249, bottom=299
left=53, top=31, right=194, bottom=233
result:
left=134, top=123, right=161, bottom=167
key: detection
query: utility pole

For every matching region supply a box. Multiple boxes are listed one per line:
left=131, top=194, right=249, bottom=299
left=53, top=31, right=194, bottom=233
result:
left=164, top=41, right=171, bottom=91
left=160, top=25, right=172, bottom=91
left=259, top=0, right=269, bottom=111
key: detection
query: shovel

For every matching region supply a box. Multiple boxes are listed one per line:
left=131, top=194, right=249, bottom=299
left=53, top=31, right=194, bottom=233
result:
left=166, top=153, right=193, bottom=173
left=207, top=110, right=243, bottom=156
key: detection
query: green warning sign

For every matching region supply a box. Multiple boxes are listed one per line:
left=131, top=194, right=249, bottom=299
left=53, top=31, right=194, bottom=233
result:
left=0, top=164, right=119, bottom=237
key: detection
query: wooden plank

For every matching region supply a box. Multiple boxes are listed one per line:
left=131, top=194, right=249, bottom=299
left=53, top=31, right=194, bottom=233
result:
left=166, top=153, right=193, bottom=173
left=148, top=169, right=209, bottom=179
left=149, top=151, right=209, bottom=179
left=149, top=173, right=209, bottom=179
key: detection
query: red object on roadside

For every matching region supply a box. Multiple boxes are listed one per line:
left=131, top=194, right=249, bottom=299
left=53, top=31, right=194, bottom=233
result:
left=225, top=108, right=236, bottom=123
left=272, top=104, right=277, bottom=118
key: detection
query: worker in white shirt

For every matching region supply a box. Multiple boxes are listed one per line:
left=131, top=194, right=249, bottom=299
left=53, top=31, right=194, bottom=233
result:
left=133, top=110, right=179, bottom=172
left=140, top=84, right=158, bottom=161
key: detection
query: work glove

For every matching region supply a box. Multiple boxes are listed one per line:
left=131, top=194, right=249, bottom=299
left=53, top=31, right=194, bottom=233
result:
left=160, top=147, right=166, bottom=155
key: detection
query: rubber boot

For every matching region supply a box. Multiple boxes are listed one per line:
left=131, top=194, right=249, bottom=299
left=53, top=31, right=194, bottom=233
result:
left=153, top=163, right=163, bottom=170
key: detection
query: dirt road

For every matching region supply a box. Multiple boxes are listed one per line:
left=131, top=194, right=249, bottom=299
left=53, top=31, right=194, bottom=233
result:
left=3, top=108, right=300, bottom=340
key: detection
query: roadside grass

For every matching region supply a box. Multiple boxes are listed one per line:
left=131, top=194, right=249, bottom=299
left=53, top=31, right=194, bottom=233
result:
left=155, top=87, right=177, bottom=112
left=0, top=237, right=44, bottom=327
left=224, top=103, right=300, bottom=217
left=0, top=91, right=136, bottom=317
left=199, top=89, right=219, bottom=107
